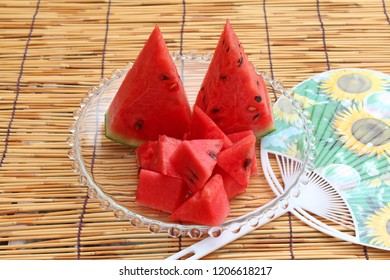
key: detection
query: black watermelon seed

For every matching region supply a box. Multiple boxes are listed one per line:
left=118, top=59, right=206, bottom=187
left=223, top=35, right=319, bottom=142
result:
left=188, top=176, right=195, bottom=185
left=237, top=56, right=244, bottom=67
left=160, top=74, right=170, bottom=80
left=254, top=95, right=262, bottom=102
left=209, top=151, right=217, bottom=160
left=253, top=113, right=261, bottom=121
left=244, top=159, right=252, bottom=169
left=220, top=75, right=227, bottom=81
left=189, top=169, right=199, bottom=180
left=222, top=39, right=225, bottom=45
left=256, top=80, right=259, bottom=86
left=200, top=86, right=205, bottom=91
left=211, top=107, right=221, bottom=114
left=226, top=46, right=230, bottom=52
left=135, top=120, right=143, bottom=130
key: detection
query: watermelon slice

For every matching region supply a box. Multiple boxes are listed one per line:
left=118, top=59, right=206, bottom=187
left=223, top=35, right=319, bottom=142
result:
left=105, top=25, right=191, bottom=146
left=217, top=133, right=256, bottom=187
left=149, top=135, right=181, bottom=178
left=170, top=139, right=223, bottom=193
left=170, top=174, right=230, bottom=226
left=194, top=20, right=275, bottom=138
left=227, top=130, right=258, bottom=176
left=188, top=105, right=233, bottom=149
left=227, top=130, right=254, bottom=143
left=135, top=140, right=157, bottom=169
left=135, top=169, right=188, bottom=213
left=213, top=165, right=246, bottom=199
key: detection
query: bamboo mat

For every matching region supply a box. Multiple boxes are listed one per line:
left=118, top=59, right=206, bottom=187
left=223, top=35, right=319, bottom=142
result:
left=1, top=0, right=390, bottom=260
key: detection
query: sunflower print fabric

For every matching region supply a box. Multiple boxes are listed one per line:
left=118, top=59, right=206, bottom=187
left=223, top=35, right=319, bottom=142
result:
left=320, top=69, right=387, bottom=103
left=365, top=202, right=390, bottom=248
left=261, top=68, right=390, bottom=249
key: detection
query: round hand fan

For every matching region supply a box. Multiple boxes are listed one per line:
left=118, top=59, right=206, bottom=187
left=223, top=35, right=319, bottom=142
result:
left=167, top=68, right=390, bottom=260
left=264, top=68, right=390, bottom=249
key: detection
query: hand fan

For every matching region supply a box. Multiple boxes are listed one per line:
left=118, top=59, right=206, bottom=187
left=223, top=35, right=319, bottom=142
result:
left=167, top=68, right=390, bottom=260
left=268, top=68, right=390, bottom=249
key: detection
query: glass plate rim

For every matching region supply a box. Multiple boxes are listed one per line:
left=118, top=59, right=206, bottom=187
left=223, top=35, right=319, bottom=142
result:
left=67, top=51, right=315, bottom=239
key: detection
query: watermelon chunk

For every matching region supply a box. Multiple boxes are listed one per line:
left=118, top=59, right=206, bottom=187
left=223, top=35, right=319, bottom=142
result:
left=170, top=139, right=223, bottom=193
left=188, top=105, right=233, bottom=149
left=105, top=25, right=191, bottom=146
left=135, top=169, right=188, bottom=213
left=149, top=135, right=181, bottom=178
left=194, top=20, right=275, bottom=138
left=227, top=130, right=254, bottom=143
left=217, top=133, right=256, bottom=187
left=170, top=174, right=230, bottom=226
left=135, top=140, right=157, bottom=169
left=227, top=130, right=258, bottom=176
left=213, top=165, right=246, bottom=199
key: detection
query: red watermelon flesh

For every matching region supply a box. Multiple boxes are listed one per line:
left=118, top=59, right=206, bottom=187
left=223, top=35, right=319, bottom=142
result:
left=105, top=25, right=191, bottom=146
left=149, top=135, right=182, bottom=178
left=170, top=174, right=230, bottom=226
left=194, top=20, right=275, bottom=138
left=135, top=169, right=188, bottom=213
left=227, top=130, right=254, bottom=143
left=227, top=130, right=258, bottom=176
left=135, top=140, right=157, bottom=170
left=188, top=105, right=233, bottom=150
left=170, top=139, right=223, bottom=194
left=217, top=133, right=256, bottom=187
left=213, top=165, right=247, bottom=199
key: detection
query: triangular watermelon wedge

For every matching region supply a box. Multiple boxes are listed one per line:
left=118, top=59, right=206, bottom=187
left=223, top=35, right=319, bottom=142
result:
left=217, top=133, right=256, bottom=187
left=188, top=105, right=233, bottom=149
left=213, top=165, right=247, bottom=199
left=148, top=135, right=182, bottom=178
left=170, top=139, right=223, bottom=193
left=194, top=20, right=275, bottom=138
left=105, top=25, right=191, bottom=146
left=227, top=130, right=258, bottom=176
left=170, top=174, right=230, bottom=226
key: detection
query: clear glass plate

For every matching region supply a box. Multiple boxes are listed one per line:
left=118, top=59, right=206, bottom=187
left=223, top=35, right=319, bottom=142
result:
left=68, top=52, right=314, bottom=239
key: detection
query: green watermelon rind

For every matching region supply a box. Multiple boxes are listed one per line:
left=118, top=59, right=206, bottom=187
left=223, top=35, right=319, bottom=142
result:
left=104, top=113, right=144, bottom=147
left=254, top=122, right=276, bottom=140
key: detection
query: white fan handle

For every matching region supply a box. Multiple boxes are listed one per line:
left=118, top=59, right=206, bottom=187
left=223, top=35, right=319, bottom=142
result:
left=166, top=196, right=295, bottom=260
